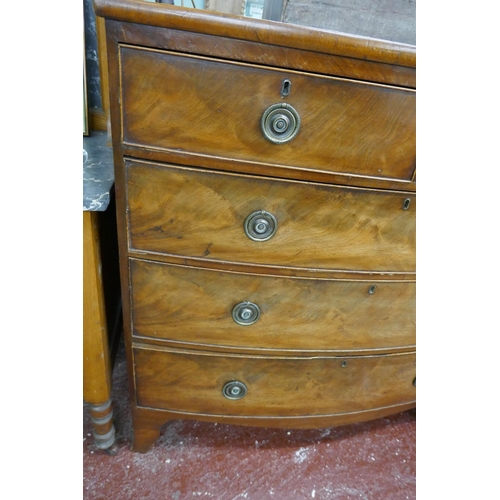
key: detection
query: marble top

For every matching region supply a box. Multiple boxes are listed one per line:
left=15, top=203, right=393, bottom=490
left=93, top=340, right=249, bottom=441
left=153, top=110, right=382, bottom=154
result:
left=83, top=131, right=114, bottom=211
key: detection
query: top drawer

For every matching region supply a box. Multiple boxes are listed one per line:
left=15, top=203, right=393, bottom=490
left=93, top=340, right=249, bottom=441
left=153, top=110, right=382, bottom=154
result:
left=120, top=46, right=415, bottom=182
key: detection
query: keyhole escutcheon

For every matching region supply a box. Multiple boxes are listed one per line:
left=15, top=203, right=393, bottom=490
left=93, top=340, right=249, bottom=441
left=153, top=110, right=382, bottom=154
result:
left=281, top=79, right=291, bottom=97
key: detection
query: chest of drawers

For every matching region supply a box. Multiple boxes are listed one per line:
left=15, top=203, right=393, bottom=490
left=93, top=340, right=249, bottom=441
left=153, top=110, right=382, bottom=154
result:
left=95, top=0, right=416, bottom=452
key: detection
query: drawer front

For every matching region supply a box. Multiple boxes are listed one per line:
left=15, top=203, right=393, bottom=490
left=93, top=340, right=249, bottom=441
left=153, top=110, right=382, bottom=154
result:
left=134, top=347, right=416, bottom=416
left=126, top=161, right=416, bottom=273
left=130, top=259, right=415, bottom=353
left=120, top=46, right=415, bottom=182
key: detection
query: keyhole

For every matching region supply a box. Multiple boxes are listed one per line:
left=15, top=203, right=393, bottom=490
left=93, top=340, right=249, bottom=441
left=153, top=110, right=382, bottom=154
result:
left=281, top=79, right=291, bottom=97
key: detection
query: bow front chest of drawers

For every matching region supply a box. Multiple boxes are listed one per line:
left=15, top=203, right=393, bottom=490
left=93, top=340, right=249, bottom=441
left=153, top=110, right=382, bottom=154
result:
left=94, top=0, right=416, bottom=452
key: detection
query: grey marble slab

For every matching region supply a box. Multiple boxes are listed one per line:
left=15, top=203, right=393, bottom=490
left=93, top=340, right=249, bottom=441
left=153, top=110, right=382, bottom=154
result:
left=83, top=131, right=114, bottom=212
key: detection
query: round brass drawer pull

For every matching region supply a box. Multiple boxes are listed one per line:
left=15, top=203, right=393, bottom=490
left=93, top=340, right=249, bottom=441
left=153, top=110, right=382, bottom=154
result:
left=244, top=210, right=277, bottom=241
left=261, top=103, right=301, bottom=144
left=232, top=301, right=261, bottom=326
left=222, top=381, right=247, bottom=400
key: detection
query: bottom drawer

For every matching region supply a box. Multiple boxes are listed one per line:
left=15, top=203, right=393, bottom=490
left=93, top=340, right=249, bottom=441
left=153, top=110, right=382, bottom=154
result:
left=134, top=347, right=416, bottom=417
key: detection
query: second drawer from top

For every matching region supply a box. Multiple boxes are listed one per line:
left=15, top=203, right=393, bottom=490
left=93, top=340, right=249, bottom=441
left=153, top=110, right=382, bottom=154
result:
left=126, top=160, right=415, bottom=274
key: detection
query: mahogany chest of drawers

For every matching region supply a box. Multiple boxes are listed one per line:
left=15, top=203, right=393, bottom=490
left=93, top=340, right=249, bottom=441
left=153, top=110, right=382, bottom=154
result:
left=95, top=0, right=416, bottom=452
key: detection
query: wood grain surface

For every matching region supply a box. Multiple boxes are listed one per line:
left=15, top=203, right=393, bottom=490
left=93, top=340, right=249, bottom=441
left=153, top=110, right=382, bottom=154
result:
left=83, top=211, right=112, bottom=404
left=130, top=259, right=415, bottom=354
left=133, top=346, right=416, bottom=417
left=120, top=47, right=415, bottom=181
left=126, top=161, right=416, bottom=273
left=110, top=21, right=416, bottom=89
left=97, top=0, right=416, bottom=449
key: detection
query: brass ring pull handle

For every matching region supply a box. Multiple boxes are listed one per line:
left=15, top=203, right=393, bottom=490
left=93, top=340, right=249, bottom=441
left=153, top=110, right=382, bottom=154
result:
left=232, top=301, right=261, bottom=326
left=222, top=381, right=247, bottom=400
left=261, top=103, right=301, bottom=144
left=244, top=210, right=277, bottom=241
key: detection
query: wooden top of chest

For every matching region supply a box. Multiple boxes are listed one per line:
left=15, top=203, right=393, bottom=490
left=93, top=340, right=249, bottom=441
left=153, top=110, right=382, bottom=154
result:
left=94, top=0, right=415, bottom=72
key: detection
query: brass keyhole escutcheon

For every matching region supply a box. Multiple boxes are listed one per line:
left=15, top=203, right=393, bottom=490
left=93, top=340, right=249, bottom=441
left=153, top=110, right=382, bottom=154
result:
left=281, top=79, right=291, bottom=97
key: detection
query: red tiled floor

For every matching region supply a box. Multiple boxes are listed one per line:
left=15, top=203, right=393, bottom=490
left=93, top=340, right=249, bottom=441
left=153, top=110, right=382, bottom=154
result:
left=83, top=342, right=416, bottom=500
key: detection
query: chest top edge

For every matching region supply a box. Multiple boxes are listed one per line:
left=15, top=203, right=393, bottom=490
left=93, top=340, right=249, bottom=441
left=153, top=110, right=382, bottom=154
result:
left=94, top=0, right=416, bottom=70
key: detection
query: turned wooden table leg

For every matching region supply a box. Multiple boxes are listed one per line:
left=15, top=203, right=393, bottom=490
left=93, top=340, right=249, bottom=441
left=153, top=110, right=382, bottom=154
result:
left=83, top=211, right=116, bottom=450
left=89, top=400, right=116, bottom=449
